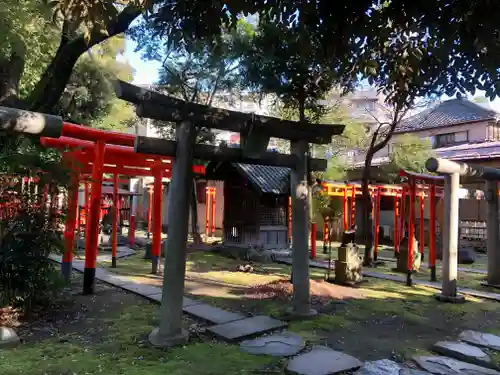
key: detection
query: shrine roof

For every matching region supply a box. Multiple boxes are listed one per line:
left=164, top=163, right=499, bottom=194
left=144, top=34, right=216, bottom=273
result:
left=234, top=163, right=290, bottom=195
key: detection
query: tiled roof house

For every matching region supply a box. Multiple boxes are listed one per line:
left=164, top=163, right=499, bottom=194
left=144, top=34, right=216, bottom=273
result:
left=353, top=98, right=500, bottom=168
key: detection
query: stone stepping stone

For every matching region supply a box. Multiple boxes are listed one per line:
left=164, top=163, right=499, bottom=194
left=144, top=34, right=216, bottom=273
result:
left=240, top=331, right=305, bottom=357
left=120, top=283, right=161, bottom=296
left=355, top=359, right=431, bottom=374
left=459, top=330, right=500, bottom=351
left=147, top=293, right=203, bottom=308
left=183, top=303, right=245, bottom=325
left=100, top=273, right=137, bottom=286
left=0, top=327, right=20, bottom=347
left=413, top=356, right=500, bottom=374
left=182, top=297, right=203, bottom=308
left=432, top=340, right=494, bottom=369
left=286, top=345, right=362, bottom=375
left=207, top=315, right=287, bottom=341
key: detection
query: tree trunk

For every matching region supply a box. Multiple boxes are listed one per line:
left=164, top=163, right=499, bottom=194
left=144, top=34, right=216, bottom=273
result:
left=28, top=6, right=142, bottom=113
left=190, top=178, right=202, bottom=244
left=362, top=152, right=374, bottom=266
left=0, top=41, right=27, bottom=107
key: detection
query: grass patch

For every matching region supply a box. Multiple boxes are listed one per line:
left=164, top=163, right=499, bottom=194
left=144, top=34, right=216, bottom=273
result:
left=283, top=278, right=500, bottom=361
left=1, top=287, right=275, bottom=375
left=103, top=251, right=325, bottom=287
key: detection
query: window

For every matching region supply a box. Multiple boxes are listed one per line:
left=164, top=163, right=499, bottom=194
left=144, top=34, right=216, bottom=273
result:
left=354, top=101, right=375, bottom=111
left=488, top=123, right=500, bottom=141
left=435, top=131, right=468, bottom=147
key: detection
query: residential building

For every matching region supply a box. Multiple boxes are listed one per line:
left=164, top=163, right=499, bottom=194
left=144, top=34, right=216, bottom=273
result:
left=326, top=87, right=388, bottom=128
left=354, top=97, right=500, bottom=170
left=348, top=97, right=500, bottom=242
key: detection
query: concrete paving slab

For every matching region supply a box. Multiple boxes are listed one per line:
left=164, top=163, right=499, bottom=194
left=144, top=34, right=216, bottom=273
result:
left=120, top=283, right=161, bottom=296
left=182, top=297, right=203, bottom=308
left=459, top=330, right=500, bottom=351
left=432, top=340, right=493, bottom=369
left=240, top=331, right=305, bottom=357
left=207, top=315, right=287, bottom=341
left=413, top=356, right=500, bottom=374
left=287, top=345, right=363, bottom=375
left=149, top=293, right=162, bottom=302
left=183, top=303, right=244, bottom=324
left=355, top=359, right=430, bottom=375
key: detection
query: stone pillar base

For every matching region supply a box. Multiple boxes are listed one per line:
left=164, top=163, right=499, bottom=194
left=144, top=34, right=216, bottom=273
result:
left=285, top=306, right=318, bottom=319
left=148, top=327, right=189, bottom=348
left=435, top=293, right=466, bottom=303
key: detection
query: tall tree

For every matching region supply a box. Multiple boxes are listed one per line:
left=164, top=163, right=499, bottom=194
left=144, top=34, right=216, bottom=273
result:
left=0, top=0, right=149, bottom=112
left=130, top=19, right=253, bottom=242
left=55, top=35, right=136, bottom=128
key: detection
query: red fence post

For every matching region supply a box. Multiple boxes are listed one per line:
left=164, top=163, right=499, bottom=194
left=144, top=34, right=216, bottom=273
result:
left=83, top=140, right=105, bottom=295
left=419, top=192, right=425, bottom=261
left=429, top=184, right=437, bottom=281
left=151, top=167, right=163, bottom=274
left=111, top=173, right=119, bottom=268
left=407, top=179, right=416, bottom=286
left=393, top=194, right=399, bottom=257
left=374, top=188, right=381, bottom=261
left=62, top=173, right=79, bottom=281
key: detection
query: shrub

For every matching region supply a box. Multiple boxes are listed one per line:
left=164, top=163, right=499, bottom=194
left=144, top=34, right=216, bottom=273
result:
left=0, top=199, right=65, bottom=310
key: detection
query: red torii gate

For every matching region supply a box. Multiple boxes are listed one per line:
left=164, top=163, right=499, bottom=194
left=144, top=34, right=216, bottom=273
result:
left=37, top=122, right=205, bottom=293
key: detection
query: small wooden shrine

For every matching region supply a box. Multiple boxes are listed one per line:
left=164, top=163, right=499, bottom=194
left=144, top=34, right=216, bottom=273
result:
left=206, top=162, right=290, bottom=250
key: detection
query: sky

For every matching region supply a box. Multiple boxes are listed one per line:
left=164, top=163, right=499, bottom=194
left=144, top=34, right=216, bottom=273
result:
left=125, top=40, right=161, bottom=86
left=124, top=38, right=500, bottom=113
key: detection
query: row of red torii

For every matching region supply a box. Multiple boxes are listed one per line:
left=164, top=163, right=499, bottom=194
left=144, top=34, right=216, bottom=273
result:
left=38, top=122, right=446, bottom=287
left=37, top=123, right=206, bottom=283
left=1, top=113, right=462, bottom=290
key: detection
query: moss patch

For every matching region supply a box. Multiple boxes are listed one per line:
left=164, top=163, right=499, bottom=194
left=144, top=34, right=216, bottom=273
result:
left=1, top=278, right=275, bottom=375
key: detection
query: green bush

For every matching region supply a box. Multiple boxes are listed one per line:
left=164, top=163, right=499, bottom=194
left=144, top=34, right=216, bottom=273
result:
left=0, top=196, right=65, bottom=310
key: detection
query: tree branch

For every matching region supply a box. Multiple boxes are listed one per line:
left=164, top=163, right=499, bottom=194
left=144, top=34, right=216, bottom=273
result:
left=28, top=5, right=143, bottom=113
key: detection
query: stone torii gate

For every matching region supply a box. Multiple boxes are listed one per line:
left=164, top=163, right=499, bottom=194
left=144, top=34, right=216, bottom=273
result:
left=426, top=157, right=500, bottom=302
left=114, top=81, right=344, bottom=347
left=1, top=97, right=344, bottom=347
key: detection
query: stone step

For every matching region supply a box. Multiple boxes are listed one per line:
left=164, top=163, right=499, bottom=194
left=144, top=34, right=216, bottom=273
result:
left=207, top=315, right=287, bottom=342
left=355, top=359, right=430, bottom=374
left=459, top=330, right=500, bottom=352
left=413, top=355, right=500, bottom=374
left=240, top=331, right=305, bottom=357
left=183, top=303, right=245, bottom=325
left=431, top=340, right=496, bottom=370
left=286, top=345, right=363, bottom=375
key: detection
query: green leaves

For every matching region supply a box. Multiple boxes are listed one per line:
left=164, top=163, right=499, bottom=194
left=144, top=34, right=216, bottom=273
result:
left=383, top=134, right=435, bottom=182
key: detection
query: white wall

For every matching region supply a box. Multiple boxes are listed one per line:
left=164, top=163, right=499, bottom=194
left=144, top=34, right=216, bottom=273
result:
left=374, top=121, right=489, bottom=159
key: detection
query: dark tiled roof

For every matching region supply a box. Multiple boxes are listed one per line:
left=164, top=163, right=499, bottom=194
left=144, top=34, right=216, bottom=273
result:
left=435, top=141, right=500, bottom=161
left=395, top=99, right=498, bottom=133
left=353, top=141, right=500, bottom=168
left=233, top=163, right=290, bottom=195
